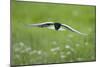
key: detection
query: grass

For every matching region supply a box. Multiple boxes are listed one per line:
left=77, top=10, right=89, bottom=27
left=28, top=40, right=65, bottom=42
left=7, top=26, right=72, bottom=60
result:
left=11, top=1, right=96, bottom=66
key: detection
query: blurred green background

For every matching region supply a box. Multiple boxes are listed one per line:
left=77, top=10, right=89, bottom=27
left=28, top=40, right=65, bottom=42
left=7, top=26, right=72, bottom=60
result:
left=11, top=1, right=96, bottom=66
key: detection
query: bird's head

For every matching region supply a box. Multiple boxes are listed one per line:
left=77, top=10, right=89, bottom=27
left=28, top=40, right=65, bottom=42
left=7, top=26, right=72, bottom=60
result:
left=54, top=23, right=61, bottom=30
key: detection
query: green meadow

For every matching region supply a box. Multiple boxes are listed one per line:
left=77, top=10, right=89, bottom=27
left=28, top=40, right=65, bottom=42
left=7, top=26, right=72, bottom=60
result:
left=11, top=1, right=96, bottom=66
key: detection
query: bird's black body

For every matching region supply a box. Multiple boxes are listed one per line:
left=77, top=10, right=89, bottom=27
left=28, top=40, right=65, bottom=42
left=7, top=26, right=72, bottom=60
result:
left=54, top=23, right=61, bottom=30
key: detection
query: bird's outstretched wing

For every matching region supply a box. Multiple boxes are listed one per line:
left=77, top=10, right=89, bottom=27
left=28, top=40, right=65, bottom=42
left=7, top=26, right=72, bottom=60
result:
left=28, top=22, right=54, bottom=28
left=61, top=24, right=87, bottom=35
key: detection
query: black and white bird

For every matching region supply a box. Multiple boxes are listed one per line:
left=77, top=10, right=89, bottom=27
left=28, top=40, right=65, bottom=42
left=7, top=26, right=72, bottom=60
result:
left=28, top=22, right=86, bottom=35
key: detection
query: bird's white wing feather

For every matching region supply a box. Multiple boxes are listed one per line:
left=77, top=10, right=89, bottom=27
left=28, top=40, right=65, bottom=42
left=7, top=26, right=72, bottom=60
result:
left=61, top=24, right=87, bottom=35
left=28, top=22, right=54, bottom=27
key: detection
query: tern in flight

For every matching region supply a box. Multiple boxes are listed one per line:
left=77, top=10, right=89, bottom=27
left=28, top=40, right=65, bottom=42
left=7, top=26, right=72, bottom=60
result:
left=28, top=22, right=86, bottom=35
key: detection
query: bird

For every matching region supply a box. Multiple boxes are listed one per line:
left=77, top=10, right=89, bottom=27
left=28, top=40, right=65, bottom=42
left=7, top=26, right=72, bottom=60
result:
left=28, top=22, right=87, bottom=35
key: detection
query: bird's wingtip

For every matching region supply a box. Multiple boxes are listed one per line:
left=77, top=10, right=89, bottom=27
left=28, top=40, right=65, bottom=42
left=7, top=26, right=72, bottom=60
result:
left=79, top=33, right=88, bottom=36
